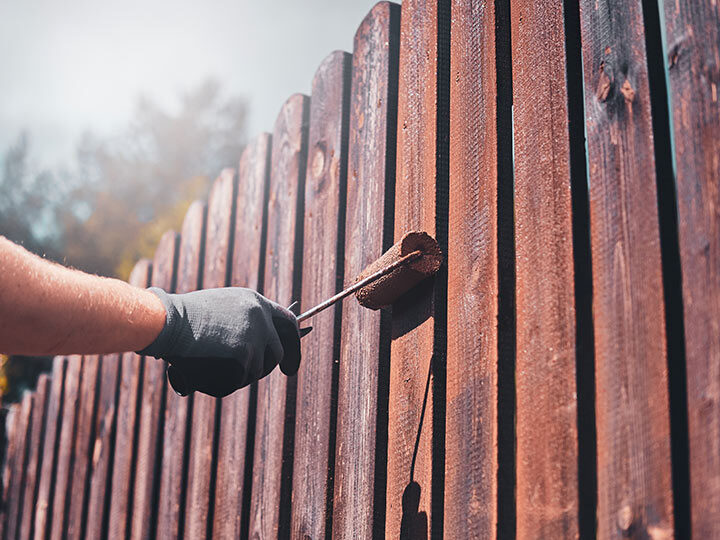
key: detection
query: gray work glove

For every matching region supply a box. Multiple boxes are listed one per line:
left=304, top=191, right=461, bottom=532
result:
left=138, top=287, right=301, bottom=398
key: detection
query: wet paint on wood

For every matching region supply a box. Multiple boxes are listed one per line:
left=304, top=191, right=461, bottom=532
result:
left=386, top=0, right=449, bottom=537
left=332, top=4, right=400, bottom=538
left=213, top=134, right=272, bottom=539
left=249, top=93, right=309, bottom=540
left=445, top=0, right=499, bottom=537
left=18, top=375, right=49, bottom=540
left=291, top=50, right=351, bottom=540
left=130, top=230, right=178, bottom=540
left=663, top=0, right=720, bottom=536
left=184, top=169, right=236, bottom=540
left=107, top=259, right=152, bottom=539
left=579, top=0, right=675, bottom=535
left=33, top=357, right=66, bottom=540
left=156, top=200, right=206, bottom=540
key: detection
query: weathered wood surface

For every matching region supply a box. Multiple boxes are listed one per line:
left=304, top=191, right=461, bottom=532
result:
left=19, top=375, right=49, bottom=540
left=4, top=393, right=32, bottom=540
left=184, top=169, right=236, bottom=540
left=249, top=93, right=309, bottom=539
left=332, top=3, right=400, bottom=538
left=291, top=50, right=351, bottom=540
left=445, top=0, right=498, bottom=537
left=156, top=200, right=206, bottom=540
left=0, top=403, right=19, bottom=540
left=33, top=357, right=66, bottom=540
left=66, top=354, right=101, bottom=540
left=130, top=230, right=178, bottom=540
left=511, top=0, right=579, bottom=537
left=386, top=0, right=449, bottom=537
left=579, top=0, right=675, bottom=536
left=213, top=134, right=272, bottom=539
left=663, top=0, right=720, bottom=536
left=107, top=259, right=152, bottom=539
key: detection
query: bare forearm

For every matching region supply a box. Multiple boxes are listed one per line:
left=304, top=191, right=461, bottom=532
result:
left=0, top=236, right=165, bottom=355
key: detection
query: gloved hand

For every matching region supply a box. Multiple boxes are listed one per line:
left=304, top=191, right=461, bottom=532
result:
left=138, top=287, right=301, bottom=398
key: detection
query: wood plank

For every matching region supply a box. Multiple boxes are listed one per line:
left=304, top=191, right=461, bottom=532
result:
left=19, top=374, right=50, bottom=540
left=130, top=230, right=178, bottom=540
left=0, top=403, right=19, bottom=540
left=4, top=393, right=33, bottom=540
left=65, top=354, right=101, bottom=540
left=332, top=4, right=400, bottom=538
left=213, top=134, right=272, bottom=539
left=49, top=354, right=83, bottom=540
left=184, top=168, right=236, bottom=540
left=291, top=50, right=351, bottom=540
left=663, top=0, right=720, bottom=536
left=249, top=93, right=309, bottom=539
left=107, top=259, right=152, bottom=540
left=445, top=0, right=499, bottom=537
left=511, top=1, right=579, bottom=537
left=84, top=352, right=121, bottom=539
left=155, top=201, right=205, bottom=540
left=578, top=0, right=675, bottom=535
left=33, top=357, right=66, bottom=540
left=386, top=0, right=449, bottom=537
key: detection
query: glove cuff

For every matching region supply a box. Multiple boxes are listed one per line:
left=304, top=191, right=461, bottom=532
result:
left=136, top=287, right=181, bottom=357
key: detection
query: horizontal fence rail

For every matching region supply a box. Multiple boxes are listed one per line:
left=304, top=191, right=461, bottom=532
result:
left=1, top=0, right=718, bottom=538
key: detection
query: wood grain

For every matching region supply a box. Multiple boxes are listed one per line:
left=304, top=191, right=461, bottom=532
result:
left=663, top=0, right=720, bottom=536
left=291, top=50, right=351, bottom=540
left=49, top=354, right=83, bottom=540
left=18, top=375, right=50, bottom=540
left=331, top=4, right=400, bottom=538
left=66, top=354, right=101, bottom=540
left=130, top=230, right=178, bottom=540
left=0, top=403, right=19, bottom=540
left=249, top=93, right=309, bottom=540
left=579, top=0, right=675, bottom=535
left=213, top=134, right=272, bottom=539
left=386, top=0, right=449, bottom=537
left=156, top=200, right=206, bottom=540
left=107, top=259, right=152, bottom=539
left=33, top=357, right=66, bottom=540
left=184, top=169, right=236, bottom=540
left=445, top=0, right=499, bottom=537
left=4, top=392, right=33, bottom=540
left=511, top=0, right=579, bottom=537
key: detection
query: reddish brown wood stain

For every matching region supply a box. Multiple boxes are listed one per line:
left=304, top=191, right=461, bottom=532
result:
left=156, top=200, right=205, bottom=540
left=579, top=0, right=675, bottom=536
left=4, top=392, right=33, bottom=540
left=445, top=0, right=499, bottom=537
left=664, top=0, right=720, bottom=536
left=249, top=93, right=309, bottom=539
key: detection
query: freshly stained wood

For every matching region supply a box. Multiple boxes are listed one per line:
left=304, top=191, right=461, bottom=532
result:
left=33, top=357, right=66, bottom=540
left=213, top=134, right=272, bottom=539
left=66, top=354, right=101, bottom=540
left=156, top=201, right=206, bottom=540
left=49, top=354, right=83, bottom=540
left=4, top=393, right=33, bottom=540
left=130, top=230, right=178, bottom=540
left=332, top=4, right=400, bottom=537
left=19, top=375, right=50, bottom=540
left=579, top=0, right=675, bottom=535
left=386, top=0, right=448, bottom=537
left=511, top=0, right=579, bottom=537
left=291, top=50, right=351, bottom=540
left=107, top=260, right=152, bottom=539
left=184, top=169, right=236, bottom=540
left=663, top=0, right=720, bottom=536
left=445, top=0, right=499, bottom=537
left=249, top=93, right=309, bottom=539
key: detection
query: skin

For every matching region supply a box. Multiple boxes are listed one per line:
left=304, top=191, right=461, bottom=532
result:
left=0, top=235, right=166, bottom=355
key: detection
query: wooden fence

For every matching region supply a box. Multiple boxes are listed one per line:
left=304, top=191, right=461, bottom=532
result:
left=1, top=0, right=718, bottom=538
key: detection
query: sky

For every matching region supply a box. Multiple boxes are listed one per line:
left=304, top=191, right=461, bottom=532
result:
left=0, top=0, right=382, bottom=169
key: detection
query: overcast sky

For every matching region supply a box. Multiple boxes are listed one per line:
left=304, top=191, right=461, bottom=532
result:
left=0, top=0, right=381, bottom=168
